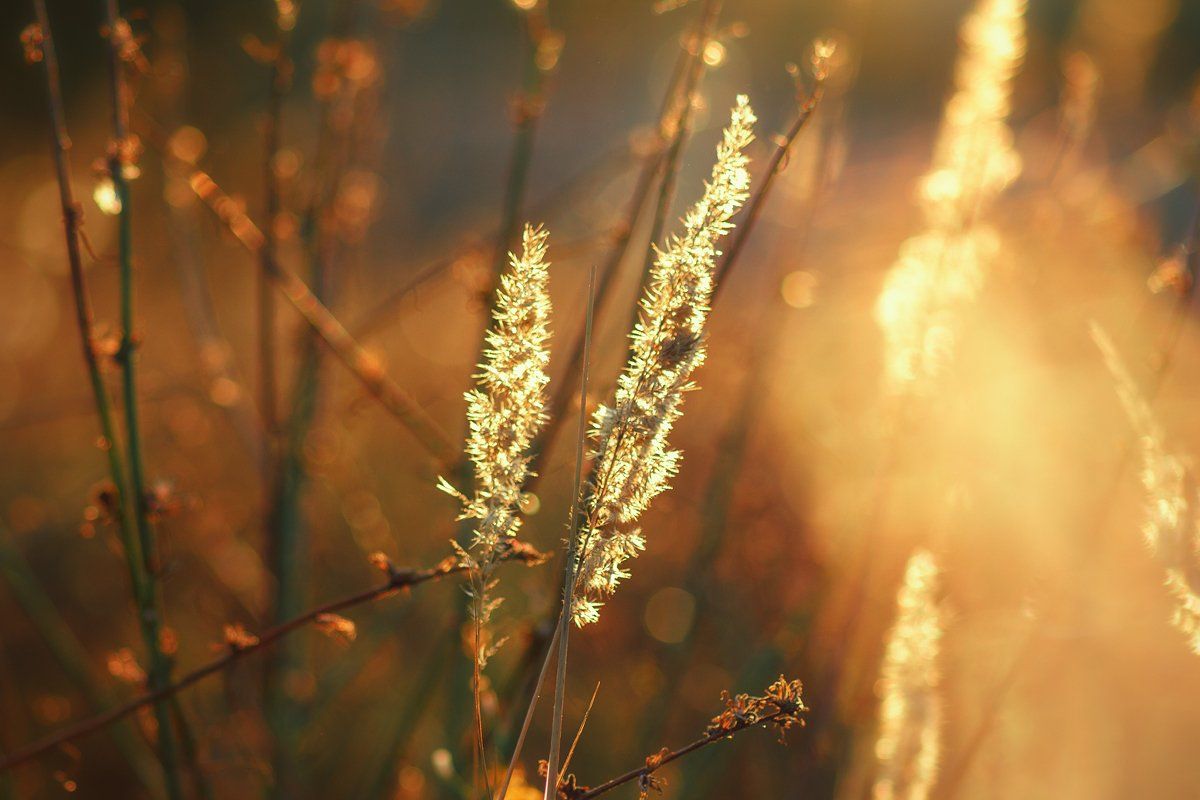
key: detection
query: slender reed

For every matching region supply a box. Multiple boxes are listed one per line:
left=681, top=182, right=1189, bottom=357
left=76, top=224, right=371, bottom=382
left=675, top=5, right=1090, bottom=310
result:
left=541, top=265, right=596, bottom=800
left=102, top=1, right=185, bottom=791
left=260, top=0, right=295, bottom=451
left=484, top=0, right=560, bottom=316
left=31, top=2, right=183, bottom=793
left=711, top=41, right=833, bottom=295
left=27, top=0, right=142, bottom=618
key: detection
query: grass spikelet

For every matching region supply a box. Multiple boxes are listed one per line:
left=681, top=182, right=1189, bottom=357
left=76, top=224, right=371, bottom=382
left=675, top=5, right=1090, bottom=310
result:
left=571, top=95, right=756, bottom=625
left=874, top=0, right=1026, bottom=392
left=1090, top=323, right=1200, bottom=652
left=441, top=223, right=553, bottom=659
left=873, top=549, right=943, bottom=800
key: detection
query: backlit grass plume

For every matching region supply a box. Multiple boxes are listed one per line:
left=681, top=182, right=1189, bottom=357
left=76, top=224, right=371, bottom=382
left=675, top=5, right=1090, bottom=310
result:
left=1090, top=323, right=1200, bottom=653
left=873, top=549, right=943, bottom=800
left=440, top=223, right=552, bottom=659
left=874, top=0, right=1026, bottom=392
left=571, top=95, right=756, bottom=626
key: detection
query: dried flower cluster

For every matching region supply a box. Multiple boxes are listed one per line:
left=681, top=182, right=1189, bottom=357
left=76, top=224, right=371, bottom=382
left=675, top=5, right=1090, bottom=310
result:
left=570, top=96, right=756, bottom=626
left=1091, top=323, right=1200, bottom=652
left=873, top=549, right=943, bottom=800
left=874, top=0, right=1026, bottom=392
left=705, top=675, right=807, bottom=738
left=441, top=224, right=552, bottom=660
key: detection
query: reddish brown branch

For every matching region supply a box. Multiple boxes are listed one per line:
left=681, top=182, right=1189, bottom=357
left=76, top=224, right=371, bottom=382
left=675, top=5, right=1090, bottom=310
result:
left=0, top=546, right=545, bottom=774
left=181, top=167, right=459, bottom=468
left=568, top=706, right=795, bottom=799
left=712, top=70, right=827, bottom=297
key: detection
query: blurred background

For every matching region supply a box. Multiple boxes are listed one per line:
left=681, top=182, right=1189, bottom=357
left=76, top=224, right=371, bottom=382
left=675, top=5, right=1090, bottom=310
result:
left=2, top=0, right=1200, bottom=797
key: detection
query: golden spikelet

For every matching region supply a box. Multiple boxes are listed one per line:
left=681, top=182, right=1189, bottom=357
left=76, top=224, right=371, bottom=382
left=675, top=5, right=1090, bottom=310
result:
left=570, top=96, right=757, bottom=626
left=1090, top=322, right=1200, bottom=652
left=874, top=0, right=1026, bottom=392
left=873, top=549, right=943, bottom=800
left=440, top=223, right=552, bottom=658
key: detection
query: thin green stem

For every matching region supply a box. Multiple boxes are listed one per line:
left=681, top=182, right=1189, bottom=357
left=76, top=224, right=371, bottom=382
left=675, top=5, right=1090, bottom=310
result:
left=102, top=2, right=183, bottom=794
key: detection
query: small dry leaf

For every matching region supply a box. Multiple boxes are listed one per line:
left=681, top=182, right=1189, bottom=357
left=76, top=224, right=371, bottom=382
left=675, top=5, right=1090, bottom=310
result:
left=368, top=551, right=394, bottom=575
left=106, top=648, right=146, bottom=685
left=21, top=24, right=45, bottom=64
left=315, top=613, right=357, bottom=643
left=223, top=623, right=260, bottom=650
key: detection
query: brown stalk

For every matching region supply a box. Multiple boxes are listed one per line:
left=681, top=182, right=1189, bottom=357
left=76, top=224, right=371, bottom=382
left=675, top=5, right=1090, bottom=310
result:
left=712, top=69, right=828, bottom=297
left=183, top=166, right=459, bottom=468
left=259, top=11, right=293, bottom=469
left=100, top=1, right=185, bottom=794
left=624, top=0, right=722, bottom=337
left=0, top=546, right=544, bottom=774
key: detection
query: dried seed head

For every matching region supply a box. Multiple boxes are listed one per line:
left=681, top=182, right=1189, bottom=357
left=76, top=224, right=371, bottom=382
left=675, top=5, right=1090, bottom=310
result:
left=443, top=224, right=553, bottom=659
left=875, top=0, right=1026, bottom=394
left=572, top=96, right=756, bottom=625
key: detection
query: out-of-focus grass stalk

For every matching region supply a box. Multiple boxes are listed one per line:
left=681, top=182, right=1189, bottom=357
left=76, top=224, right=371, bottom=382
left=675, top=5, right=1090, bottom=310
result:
left=267, top=90, right=337, bottom=800
left=181, top=150, right=458, bottom=465
left=149, top=18, right=263, bottom=461
left=524, top=0, right=715, bottom=494
left=0, top=525, right=159, bottom=791
left=97, top=1, right=186, bottom=794
left=260, top=3, right=293, bottom=464
left=29, top=0, right=148, bottom=649
left=268, top=4, right=384, bottom=789
left=625, top=0, right=722, bottom=335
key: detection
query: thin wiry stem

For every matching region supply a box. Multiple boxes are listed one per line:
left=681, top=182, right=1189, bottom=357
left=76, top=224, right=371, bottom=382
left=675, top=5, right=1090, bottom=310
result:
left=542, top=266, right=597, bottom=800
left=712, top=65, right=828, bottom=296
left=495, top=619, right=561, bottom=800
left=28, top=0, right=146, bottom=620
left=101, top=1, right=184, bottom=794
left=0, top=548, right=543, bottom=775
left=573, top=706, right=797, bottom=799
